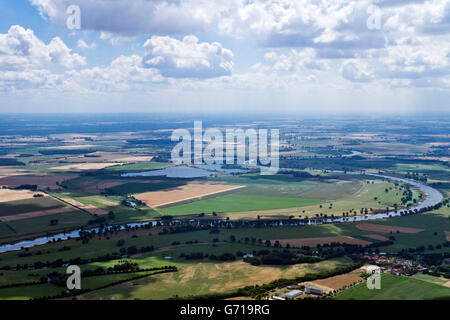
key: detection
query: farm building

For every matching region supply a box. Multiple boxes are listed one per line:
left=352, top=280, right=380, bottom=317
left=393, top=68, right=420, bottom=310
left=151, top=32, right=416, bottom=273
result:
left=305, top=286, right=323, bottom=296
left=282, top=290, right=303, bottom=300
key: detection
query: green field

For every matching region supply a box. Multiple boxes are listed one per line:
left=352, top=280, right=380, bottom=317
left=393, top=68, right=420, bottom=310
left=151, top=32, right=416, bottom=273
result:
left=0, top=270, right=163, bottom=300
left=51, top=193, right=161, bottom=222
left=411, top=273, right=450, bottom=286
left=5, top=211, right=91, bottom=236
left=333, top=273, right=450, bottom=300
left=0, top=222, right=15, bottom=238
left=105, top=181, right=186, bottom=196
left=0, top=283, right=64, bottom=300
left=104, top=161, right=171, bottom=172
left=361, top=211, right=450, bottom=253
left=0, top=197, right=64, bottom=216
left=160, top=194, right=323, bottom=216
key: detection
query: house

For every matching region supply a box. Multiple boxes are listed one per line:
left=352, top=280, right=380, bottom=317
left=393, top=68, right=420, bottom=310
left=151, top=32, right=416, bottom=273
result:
left=271, top=296, right=285, bottom=301
left=305, top=286, right=323, bottom=296
left=282, top=290, right=303, bottom=300
left=124, top=200, right=137, bottom=208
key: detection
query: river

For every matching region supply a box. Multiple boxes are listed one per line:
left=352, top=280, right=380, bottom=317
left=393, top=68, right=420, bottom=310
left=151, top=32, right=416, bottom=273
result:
left=0, top=173, right=443, bottom=254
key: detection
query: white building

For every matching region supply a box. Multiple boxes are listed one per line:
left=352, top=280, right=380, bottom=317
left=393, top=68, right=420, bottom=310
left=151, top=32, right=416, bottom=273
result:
left=282, top=290, right=303, bottom=300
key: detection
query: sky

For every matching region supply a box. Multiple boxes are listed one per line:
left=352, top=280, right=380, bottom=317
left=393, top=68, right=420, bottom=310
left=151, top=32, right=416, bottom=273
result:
left=0, top=0, right=449, bottom=113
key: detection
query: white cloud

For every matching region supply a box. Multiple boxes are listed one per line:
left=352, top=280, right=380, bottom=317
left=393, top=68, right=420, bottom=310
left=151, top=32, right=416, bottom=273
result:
left=99, top=32, right=136, bottom=45
left=143, top=36, right=233, bottom=78
left=341, top=59, right=375, bottom=82
left=0, top=26, right=234, bottom=93
left=77, top=39, right=96, bottom=49
left=78, top=55, right=164, bottom=91
left=263, top=48, right=329, bottom=73
left=378, top=36, right=450, bottom=79
left=0, top=25, right=86, bottom=70
left=0, top=25, right=85, bottom=91
left=2, top=1, right=449, bottom=108
left=30, top=0, right=233, bottom=36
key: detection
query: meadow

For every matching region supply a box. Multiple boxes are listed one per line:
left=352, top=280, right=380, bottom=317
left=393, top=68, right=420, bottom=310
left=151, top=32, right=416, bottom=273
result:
left=333, top=274, right=450, bottom=300
left=160, top=194, right=323, bottom=216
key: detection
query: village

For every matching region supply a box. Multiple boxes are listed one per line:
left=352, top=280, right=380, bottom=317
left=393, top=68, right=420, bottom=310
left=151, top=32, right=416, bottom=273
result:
left=360, top=253, right=428, bottom=276
left=267, top=254, right=430, bottom=301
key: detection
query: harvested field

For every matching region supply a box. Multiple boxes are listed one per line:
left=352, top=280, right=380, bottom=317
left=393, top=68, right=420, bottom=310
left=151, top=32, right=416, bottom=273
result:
left=0, top=207, right=75, bottom=222
left=61, top=152, right=152, bottom=164
left=111, top=156, right=153, bottom=163
left=61, top=198, right=109, bottom=215
left=0, top=174, right=78, bottom=190
left=276, top=236, right=372, bottom=247
left=0, top=189, right=40, bottom=203
left=355, top=223, right=424, bottom=234
left=50, top=163, right=122, bottom=171
left=77, top=258, right=349, bottom=300
left=94, top=198, right=120, bottom=206
left=363, top=234, right=390, bottom=241
left=0, top=169, right=26, bottom=177
left=134, top=183, right=244, bottom=208
left=307, top=269, right=364, bottom=292
left=360, top=265, right=380, bottom=273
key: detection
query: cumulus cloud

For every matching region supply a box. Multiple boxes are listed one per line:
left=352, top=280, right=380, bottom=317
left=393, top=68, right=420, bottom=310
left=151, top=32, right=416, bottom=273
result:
left=379, top=37, right=450, bottom=79
left=70, top=35, right=234, bottom=92
left=143, top=36, right=233, bottom=78
left=0, top=25, right=234, bottom=93
left=13, top=1, right=450, bottom=92
left=0, top=25, right=86, bottom=70
left=0, top=25, right=85, bottom=91
left=28, top=0, right=450, bottom=50
left=78, top=55, right=164, bottom=91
